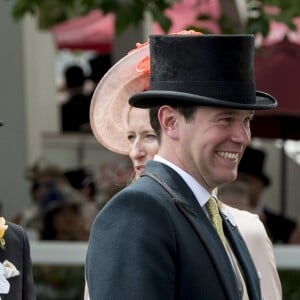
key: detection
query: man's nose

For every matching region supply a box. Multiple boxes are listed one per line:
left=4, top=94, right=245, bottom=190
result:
left=232, top=124, right=251, bottom=145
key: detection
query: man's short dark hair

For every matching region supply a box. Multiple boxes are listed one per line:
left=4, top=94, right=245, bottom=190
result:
left=149, top=104, right=198, bottom=142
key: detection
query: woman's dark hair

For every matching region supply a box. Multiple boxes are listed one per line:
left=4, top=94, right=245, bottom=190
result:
left=149, top=104, right=198, bottom=141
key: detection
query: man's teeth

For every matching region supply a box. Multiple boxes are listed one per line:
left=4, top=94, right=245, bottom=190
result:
left=217, top=151, right=238, bottom=161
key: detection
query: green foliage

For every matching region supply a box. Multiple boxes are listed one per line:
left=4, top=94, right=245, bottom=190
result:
left=279, top=270, right=300, bottom=300
left=5, top=0, right=300, bottom=35
left=245, top=0, right=300, bottom=36
left=33, top=265, right=85, bottom=300
left=8, top=0, right=177, bottom=32
left=11, top=0, right=90, bottom=29
left=246, top=13, right=270, bottom=37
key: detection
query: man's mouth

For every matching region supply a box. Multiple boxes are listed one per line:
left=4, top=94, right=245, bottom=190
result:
left=217, top=151, right=239, bottom=161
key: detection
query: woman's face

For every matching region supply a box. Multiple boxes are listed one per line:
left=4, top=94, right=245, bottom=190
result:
left=127, top=107, right=159, bottom=178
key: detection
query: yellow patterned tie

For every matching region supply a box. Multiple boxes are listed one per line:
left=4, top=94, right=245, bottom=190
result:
left=206, top=196, right=227, bottom=247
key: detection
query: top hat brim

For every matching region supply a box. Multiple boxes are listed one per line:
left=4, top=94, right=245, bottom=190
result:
left=129, top=90, right=277, bottom=110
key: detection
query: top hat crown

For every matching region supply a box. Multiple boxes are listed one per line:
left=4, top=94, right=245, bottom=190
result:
left=129, top=34, right=277, bottom=109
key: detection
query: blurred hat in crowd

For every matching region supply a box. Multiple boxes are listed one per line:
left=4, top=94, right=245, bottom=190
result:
left=64, top=167, right=94, bottom=190
left=88, top=54, right=112, bottom=83
left=64, top=65, right=86, bottom=89
left=238, top=146, right=271, bottom=187
left=38, top=182, right=85, bottom=215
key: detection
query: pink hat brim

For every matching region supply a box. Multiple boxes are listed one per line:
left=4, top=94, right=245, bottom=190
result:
left=90, top=44, right=150, bottom=155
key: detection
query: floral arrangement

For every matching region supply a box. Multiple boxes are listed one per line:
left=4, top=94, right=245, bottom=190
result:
left=0, top=217, right=7, bottom=250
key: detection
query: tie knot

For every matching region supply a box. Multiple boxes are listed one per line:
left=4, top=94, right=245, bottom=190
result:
left=205, top=196, right=227, bottom=247
left=206, top=196, right=220, bottom=219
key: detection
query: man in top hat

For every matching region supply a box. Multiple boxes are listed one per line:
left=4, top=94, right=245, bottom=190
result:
left=86, top=32, right=277, bottom=300
left=0, top=121, right=35, bottom=299
left=60, top=65, right=91, bottom=132
left=238, top=146, right=299, bottom=244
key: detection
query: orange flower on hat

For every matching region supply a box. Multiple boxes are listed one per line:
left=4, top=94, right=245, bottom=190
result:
left=136, top=55, right=151, bottom=74
left=0, top=217, right=8, bottom=250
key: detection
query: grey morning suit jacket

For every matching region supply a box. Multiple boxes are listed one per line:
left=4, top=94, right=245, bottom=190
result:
left=0, top=222, right=35, bottom=300
left=86, top=161, right=261, bottom=300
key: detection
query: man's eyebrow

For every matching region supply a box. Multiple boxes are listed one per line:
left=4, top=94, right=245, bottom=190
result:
left=214, top=109, right=254, bottom=116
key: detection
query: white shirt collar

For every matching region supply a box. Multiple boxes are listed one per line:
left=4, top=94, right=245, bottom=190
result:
left=154, top=155, right=210, bottom=208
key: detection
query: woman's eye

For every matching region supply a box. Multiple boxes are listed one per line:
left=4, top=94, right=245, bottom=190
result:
left=145, top=134, right=157, bottom=140
left=127, top=134, right=136, bottom=143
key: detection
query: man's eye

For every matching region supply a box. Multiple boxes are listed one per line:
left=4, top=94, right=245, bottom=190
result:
left=245, top=116, right=253, bottom=125
left=220, top=117, right=232, bottom=123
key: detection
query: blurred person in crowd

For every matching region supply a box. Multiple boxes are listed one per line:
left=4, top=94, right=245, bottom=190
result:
left=217, top=180, right=251, bottom=211
left=238, top=146, right=300, bottom=244
left=60, top=64, right=91, bottom=132
left=86, top=32, right=281, bottom=300
left=0, top=120, right=35, bottom=299
left=12, top=164, right=68, bottom=240
left=64, top=167, right=101, bottom=237
left=38, top=182, right=86, bottom=241
left=87, top=54, right=111, bottom=99
left=34, top=182, right=86, bottom=299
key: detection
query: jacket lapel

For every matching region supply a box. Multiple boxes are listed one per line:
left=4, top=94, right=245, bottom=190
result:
left=222, top=214, right=262, bottom=300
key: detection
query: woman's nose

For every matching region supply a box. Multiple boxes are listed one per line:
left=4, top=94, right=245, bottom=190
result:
left=130, top=140, right=146, bottom=159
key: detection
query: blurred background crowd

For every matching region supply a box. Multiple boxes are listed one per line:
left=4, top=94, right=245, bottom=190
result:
left=1, top=0, right=300, bottom=299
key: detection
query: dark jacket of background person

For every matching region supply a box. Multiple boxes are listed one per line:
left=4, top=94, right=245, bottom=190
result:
left=0, top=222, right=35, bottom=300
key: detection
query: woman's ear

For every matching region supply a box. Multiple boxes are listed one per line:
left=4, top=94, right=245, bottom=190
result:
left=158, top=106, right=179, bottom=140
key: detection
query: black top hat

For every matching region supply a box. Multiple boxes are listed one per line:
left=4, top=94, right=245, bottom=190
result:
left=129, top=34, right=277, bottom=110
left=0, top=120, right=3, bottom=127
left=238, top=146, right=270, bottom=186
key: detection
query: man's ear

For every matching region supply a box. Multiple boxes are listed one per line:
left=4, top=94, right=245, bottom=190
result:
left=158, top=106, right=179, bottom=140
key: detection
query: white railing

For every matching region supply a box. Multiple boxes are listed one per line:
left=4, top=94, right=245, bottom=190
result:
left=30, top=241, right=300, bottom=269
left=30, top=241, right=87, bottom=266
left=273, top=245, right=300, bottom=269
